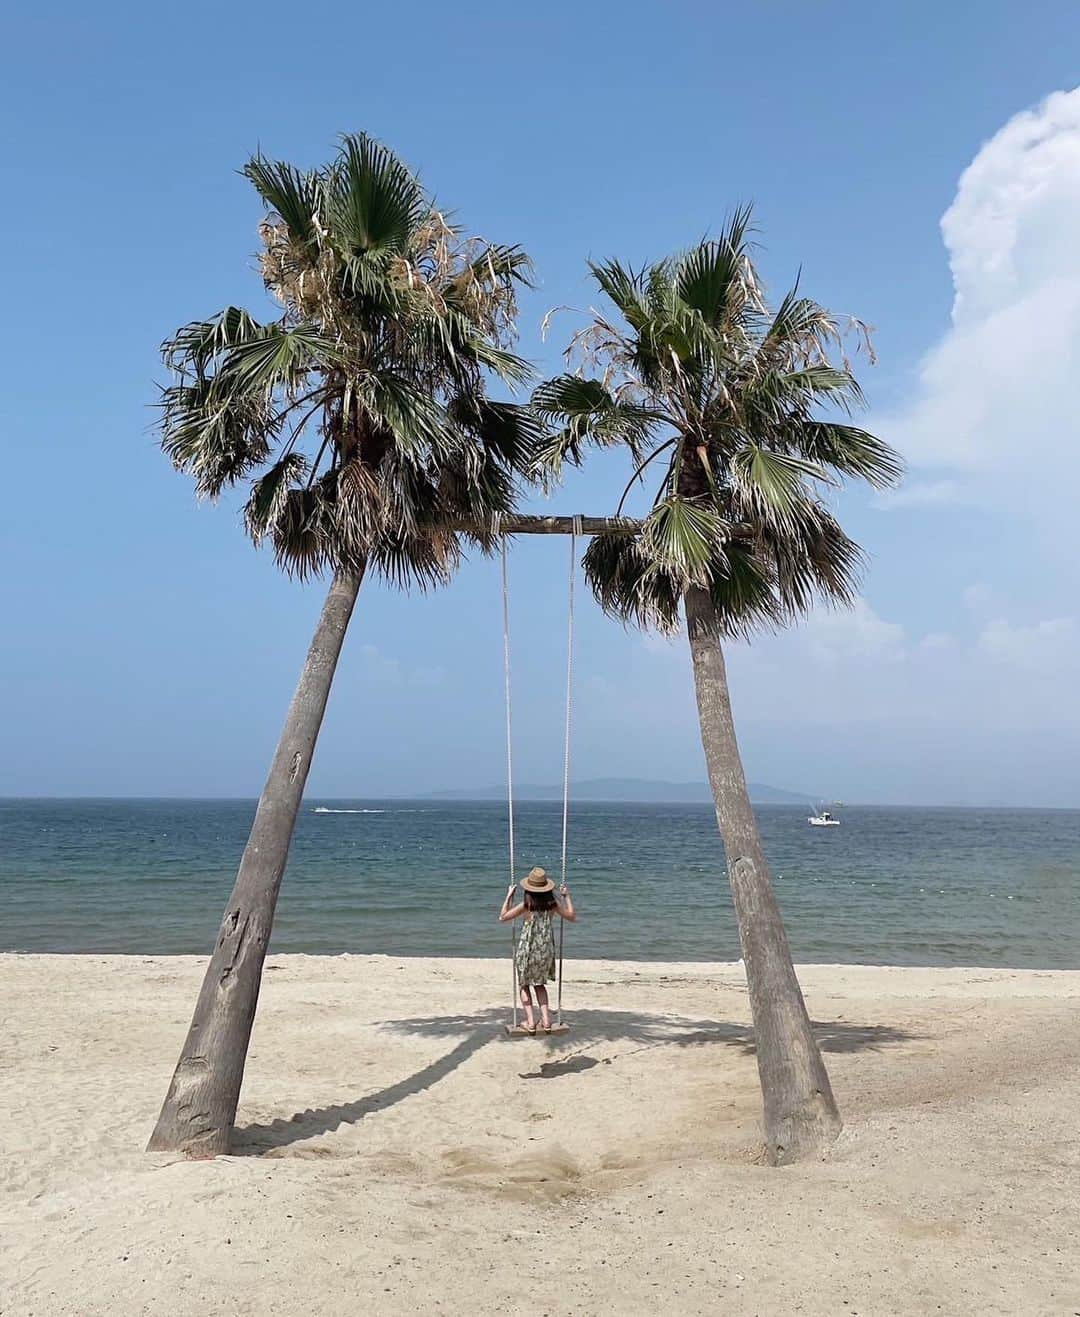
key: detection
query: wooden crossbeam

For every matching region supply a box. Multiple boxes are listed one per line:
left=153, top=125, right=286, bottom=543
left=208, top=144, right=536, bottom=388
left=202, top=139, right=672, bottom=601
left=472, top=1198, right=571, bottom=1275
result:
left=477, top=514, right=642, bottom=537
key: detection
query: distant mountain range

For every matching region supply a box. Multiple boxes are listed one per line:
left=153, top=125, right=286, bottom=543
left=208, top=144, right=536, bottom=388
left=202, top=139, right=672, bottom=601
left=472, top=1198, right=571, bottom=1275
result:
left=421, top=777, right=816, bottom=805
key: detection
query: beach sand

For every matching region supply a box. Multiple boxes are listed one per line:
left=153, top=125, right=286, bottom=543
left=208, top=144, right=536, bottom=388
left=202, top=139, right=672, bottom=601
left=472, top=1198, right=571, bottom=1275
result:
left=2, top=955, right=1078, bottom=1315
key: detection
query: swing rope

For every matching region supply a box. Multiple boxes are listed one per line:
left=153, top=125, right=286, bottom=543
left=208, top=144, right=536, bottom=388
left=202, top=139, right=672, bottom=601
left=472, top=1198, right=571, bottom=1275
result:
left=500, top=515, right=581, bottom=1030
left=499, top=524, right=518, bottom=1027
left=556, top=516, right=581, bottom=1025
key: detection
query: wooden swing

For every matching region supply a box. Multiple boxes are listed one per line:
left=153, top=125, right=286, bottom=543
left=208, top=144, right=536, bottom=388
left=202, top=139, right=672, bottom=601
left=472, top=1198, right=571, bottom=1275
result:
left=499, top=516, right=581, bottom=1038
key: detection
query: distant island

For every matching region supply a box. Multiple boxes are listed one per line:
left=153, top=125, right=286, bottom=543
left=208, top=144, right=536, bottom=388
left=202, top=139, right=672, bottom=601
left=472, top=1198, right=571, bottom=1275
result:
left=420, top=777, right=816, bottom=805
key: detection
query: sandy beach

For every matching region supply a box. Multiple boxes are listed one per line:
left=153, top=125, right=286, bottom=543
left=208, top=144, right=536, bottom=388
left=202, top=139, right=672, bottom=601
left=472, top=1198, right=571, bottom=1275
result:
left=2, top=954, right=1079, bottom=1315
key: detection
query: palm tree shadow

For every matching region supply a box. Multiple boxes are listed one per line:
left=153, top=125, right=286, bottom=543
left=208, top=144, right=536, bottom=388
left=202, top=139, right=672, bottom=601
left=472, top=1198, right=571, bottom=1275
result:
left=233, top=1006, right=916, bottom=1155
left=379, top=1006, right=917, bottom=1056
left=232, top=1029, right=491, bottom=1155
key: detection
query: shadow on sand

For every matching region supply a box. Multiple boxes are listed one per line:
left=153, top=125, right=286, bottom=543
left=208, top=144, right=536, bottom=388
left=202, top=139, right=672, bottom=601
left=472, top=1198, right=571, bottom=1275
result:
left=233, top=1006, right=916, bottom=1156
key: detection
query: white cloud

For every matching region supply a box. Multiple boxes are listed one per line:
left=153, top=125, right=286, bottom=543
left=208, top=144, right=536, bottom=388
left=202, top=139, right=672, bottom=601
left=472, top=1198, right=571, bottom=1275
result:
left=977, top=616, right=1079, bottom=669
left=566, top=593, right=1080, bottom=803
left=917, top=631, right=957, bottom=653
left=799, top=598, right=906, bottom=666
left=885, top=88, right=1080, bottom=512
left=622, top=594, right=1080, bottom=735
left=635, top=593, right=1080, bottom=687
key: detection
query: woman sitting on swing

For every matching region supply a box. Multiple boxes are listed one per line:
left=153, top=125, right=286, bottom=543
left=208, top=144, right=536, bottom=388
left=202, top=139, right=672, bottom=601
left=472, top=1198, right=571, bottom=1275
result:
left=498, top=867, right=577, bottom=1033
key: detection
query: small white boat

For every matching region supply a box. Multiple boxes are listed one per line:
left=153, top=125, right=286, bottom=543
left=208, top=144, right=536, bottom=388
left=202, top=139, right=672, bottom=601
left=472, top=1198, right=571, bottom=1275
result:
left=808, top=809, right=840, bottom=827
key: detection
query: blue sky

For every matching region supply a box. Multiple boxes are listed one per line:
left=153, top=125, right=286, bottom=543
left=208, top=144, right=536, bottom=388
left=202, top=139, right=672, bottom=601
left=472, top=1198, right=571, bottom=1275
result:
left=3, top=1, right=1080, bottom=805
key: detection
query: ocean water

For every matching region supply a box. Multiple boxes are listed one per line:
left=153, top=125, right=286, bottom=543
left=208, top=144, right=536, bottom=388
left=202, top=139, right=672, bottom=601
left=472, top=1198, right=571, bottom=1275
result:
left=1, top=799, right=1079, bottom=967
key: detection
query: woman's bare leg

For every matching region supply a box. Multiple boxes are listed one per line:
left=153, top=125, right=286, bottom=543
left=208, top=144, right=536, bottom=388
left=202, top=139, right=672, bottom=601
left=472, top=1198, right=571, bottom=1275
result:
left=519, top=985, right=536, bottom=1030
left=535, top=985, right=552, bottom=1030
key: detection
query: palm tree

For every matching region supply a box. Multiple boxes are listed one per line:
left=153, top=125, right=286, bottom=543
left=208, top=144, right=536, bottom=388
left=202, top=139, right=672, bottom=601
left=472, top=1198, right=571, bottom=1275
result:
left=534, top=211, right=902, bottom=1163
left=147, top=134, right=539, bottom=1155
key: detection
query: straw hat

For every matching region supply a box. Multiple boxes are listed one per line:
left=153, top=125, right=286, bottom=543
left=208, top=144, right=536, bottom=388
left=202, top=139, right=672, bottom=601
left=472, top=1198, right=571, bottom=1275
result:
left=520, top=866, right=555, bottom=893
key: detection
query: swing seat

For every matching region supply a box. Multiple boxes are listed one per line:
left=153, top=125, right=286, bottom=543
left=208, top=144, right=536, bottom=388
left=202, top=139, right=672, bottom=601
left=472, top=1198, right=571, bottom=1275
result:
left=504, top=1023, right=571, bottom=1037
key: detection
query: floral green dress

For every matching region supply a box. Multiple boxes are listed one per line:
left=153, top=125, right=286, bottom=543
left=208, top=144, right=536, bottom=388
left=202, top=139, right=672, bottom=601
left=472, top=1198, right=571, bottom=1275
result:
left=514, top=911, right=556, bottom=986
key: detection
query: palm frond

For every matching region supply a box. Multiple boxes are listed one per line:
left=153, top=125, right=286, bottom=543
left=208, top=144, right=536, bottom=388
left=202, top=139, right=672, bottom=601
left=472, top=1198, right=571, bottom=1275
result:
left=164, top=307, right=269, bottom=377
left=362, top=372, right=457, bottom=463
left=583, top=532, right=684, bottom=633
left=531, top=374, right=613, bottom=424
left=328, top=132, right=428, bottom=259
left=737, top=366, right=862, bottom=436
left=768, top=503, right=865, bottom=615
left=448, top=397, right=545, bottom=473
left=218, top=324, right=341, bottom=398
left=159, top=377, right=279, bottom=498
left=448, top=244, right=534, bottom=301
left=243, top=155, right=321, bottom=249
left=270, top=484, right=336, bottom=580
left=641, top=496, right=730, bottom=579
left=588, top=259, right=650, bottom=329
left=730, top=445, right=830, bottom=535
left=531, top=375, right=664, bottom=472
left=706, top=542, right=782, bottom=638
left=674, top=206, right=757, bottom=328
left=777, top=365, right=864, bottom=408
left=462, top=338, right=533, bottom=388
left=761, top=289, right=832, bottom=356
left=368, top=524, right=460, bottom=591
left=244, top=452, right=309, bottom=543
left=796, top=422, right=903, bottom=489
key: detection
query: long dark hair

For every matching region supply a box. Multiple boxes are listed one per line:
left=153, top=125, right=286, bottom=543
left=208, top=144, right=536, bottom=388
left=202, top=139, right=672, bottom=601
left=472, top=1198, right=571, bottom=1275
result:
left=523, top=888, right=557, bottom=912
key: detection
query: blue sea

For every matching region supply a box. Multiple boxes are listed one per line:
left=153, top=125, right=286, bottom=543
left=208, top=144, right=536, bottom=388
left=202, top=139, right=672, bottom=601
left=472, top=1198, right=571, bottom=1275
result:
left=1, top=799, right=1078, bottom=967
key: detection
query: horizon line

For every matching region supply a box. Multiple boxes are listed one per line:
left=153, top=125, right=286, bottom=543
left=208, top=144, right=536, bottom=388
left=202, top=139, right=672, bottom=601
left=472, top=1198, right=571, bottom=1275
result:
left=2, top=794, right=1077, bottom=811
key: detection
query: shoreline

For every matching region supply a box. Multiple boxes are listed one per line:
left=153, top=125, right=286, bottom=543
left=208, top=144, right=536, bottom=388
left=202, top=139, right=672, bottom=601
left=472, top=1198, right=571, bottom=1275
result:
left=4, top=950, right=1079, bottom=981
left=4, top=955, right=1079, bottom=1313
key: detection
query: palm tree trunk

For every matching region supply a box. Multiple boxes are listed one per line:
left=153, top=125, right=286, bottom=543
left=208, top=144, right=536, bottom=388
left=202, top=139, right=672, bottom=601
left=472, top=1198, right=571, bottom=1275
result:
left=147, top=567, right=364, bottom=1156
left=684, top=586, right=841, bottom=1164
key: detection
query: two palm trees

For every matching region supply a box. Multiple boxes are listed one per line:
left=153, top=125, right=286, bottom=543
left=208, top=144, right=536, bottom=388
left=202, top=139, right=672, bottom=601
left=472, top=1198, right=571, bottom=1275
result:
left=149, top=134, right=900, bottom=1163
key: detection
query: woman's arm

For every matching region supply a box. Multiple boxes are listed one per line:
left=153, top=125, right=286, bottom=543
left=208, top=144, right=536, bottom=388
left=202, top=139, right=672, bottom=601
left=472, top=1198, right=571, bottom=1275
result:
left=555, top=885, right=577, bottom=922
left=499, top=884, right=525, bottom=922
